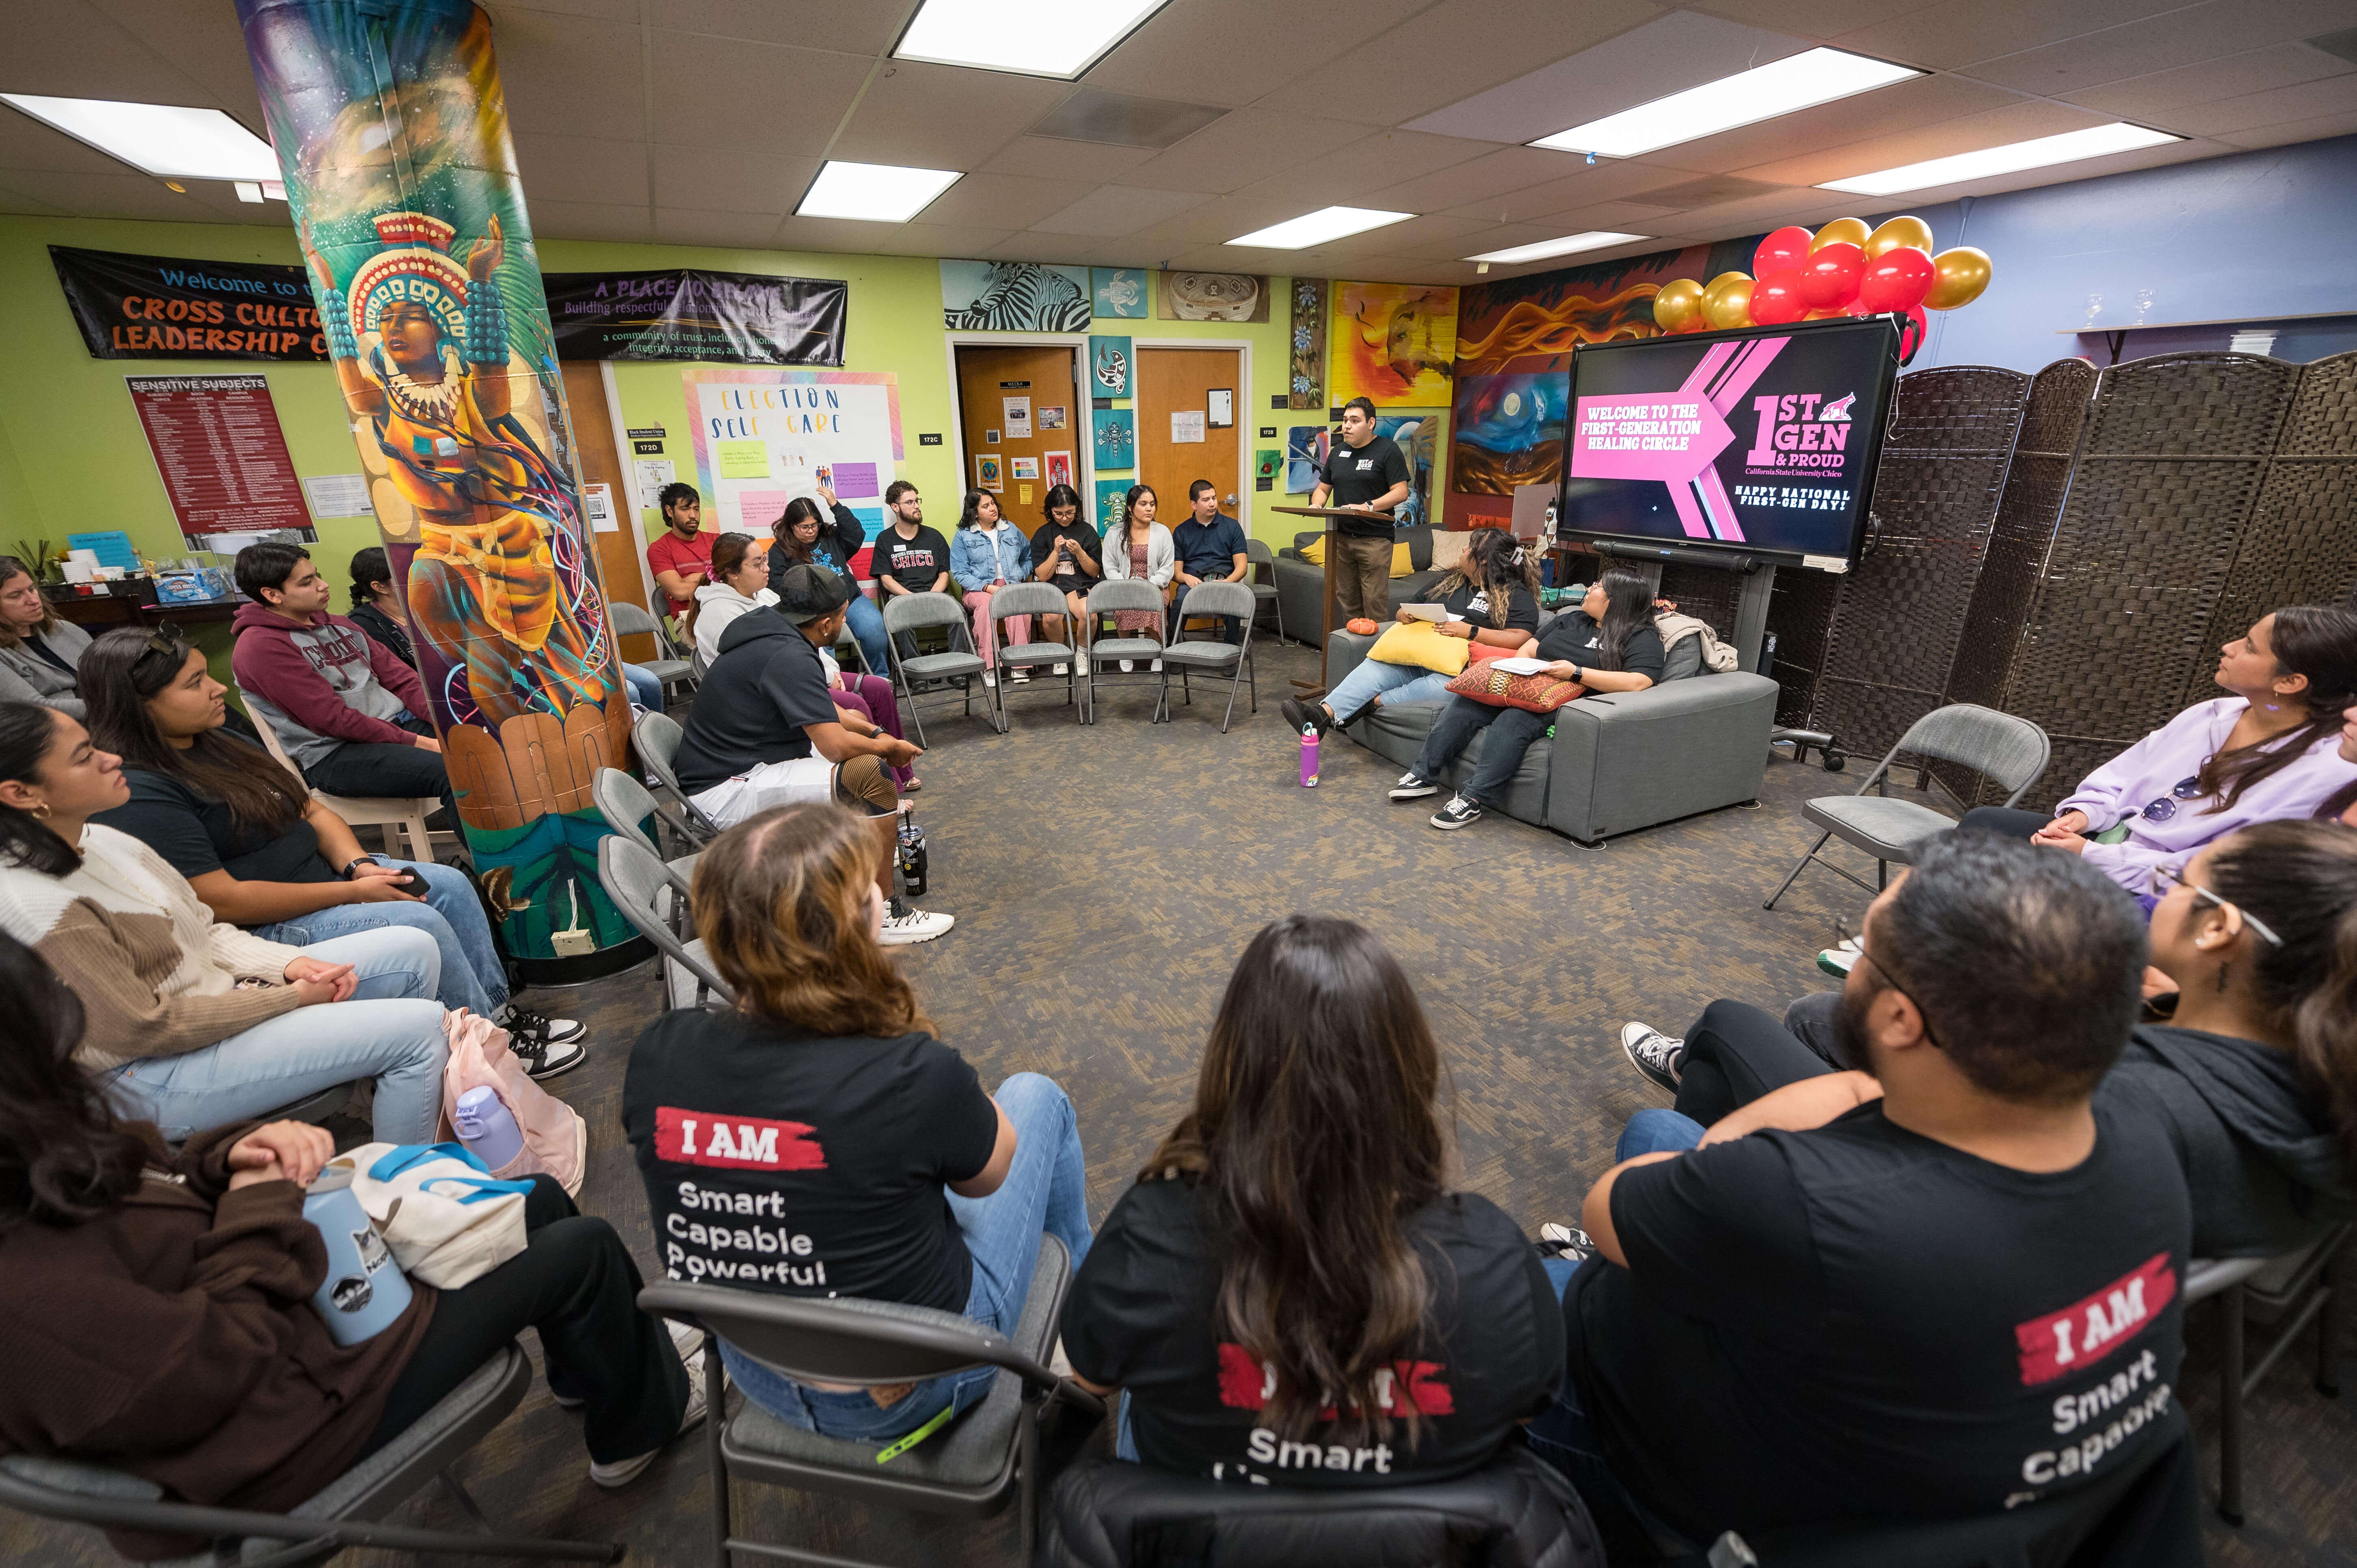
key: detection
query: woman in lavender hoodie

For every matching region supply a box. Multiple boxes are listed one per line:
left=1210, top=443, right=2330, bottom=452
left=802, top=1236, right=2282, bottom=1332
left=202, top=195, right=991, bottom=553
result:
left=1961, top=604, right=2357, bottom=893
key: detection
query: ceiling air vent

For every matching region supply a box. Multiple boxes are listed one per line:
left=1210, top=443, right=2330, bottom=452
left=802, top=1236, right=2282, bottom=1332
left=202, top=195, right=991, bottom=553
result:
left=1029, top=89, right=1227, bottom=149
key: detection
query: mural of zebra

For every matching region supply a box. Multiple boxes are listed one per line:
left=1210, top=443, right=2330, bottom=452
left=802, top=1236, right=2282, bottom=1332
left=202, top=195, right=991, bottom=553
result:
left=941, top=260, right=1093, bottom=333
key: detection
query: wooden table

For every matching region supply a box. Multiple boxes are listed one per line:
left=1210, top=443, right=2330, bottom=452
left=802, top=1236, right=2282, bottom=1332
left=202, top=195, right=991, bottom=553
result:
left=47, top=590, right=241, bottom=630
left=1269, top=503, right=1397, bottom=695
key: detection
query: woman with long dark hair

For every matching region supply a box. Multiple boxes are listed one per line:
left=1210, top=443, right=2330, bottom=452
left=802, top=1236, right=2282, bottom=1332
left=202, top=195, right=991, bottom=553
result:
left=77, top=629, right=584, bottom=1075
left=1394, top=567, right=1667, bottom=832
left=1061, top=915, right=1560, bottom=1484
left=0, top=555, right=91, bottom=718
left=1285, top=527, right=1543, bottom=738
left=624, top=801, right=1088, bottom=1442
left=1965, top=604, right=2357, bottom=892
left=1029, top=482, right=1099, bottom=669
left=0, top=928, right=705, bottom=1520
left=768, top=485, right=887, bottom=677
left=346, top=546, right=417, bottom=669
left=1098, top=483, right=1174, bottom=671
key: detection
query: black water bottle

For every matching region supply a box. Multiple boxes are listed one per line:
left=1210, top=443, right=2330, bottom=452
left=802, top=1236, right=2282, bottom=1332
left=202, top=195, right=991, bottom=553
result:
left=897, top=816, right=928, bottom=897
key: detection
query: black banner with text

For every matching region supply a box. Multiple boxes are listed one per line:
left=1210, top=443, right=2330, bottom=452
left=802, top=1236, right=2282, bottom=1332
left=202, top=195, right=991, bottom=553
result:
left=541, top=268, right=847, bottom=365
left=50, top=246, right=329, bottom=362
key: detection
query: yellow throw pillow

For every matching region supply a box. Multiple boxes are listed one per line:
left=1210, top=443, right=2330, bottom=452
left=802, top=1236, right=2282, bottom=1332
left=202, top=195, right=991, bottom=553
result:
left=1389, top=540, right=1414, bottom=578
left=1298, top=534, right=1326, bottom=566
left=1366, top=620, right=1471, bottom=676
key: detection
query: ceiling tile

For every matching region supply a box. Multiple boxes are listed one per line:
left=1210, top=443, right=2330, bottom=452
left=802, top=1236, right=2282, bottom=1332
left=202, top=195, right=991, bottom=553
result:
left=0, top=0, right=217, bottom=105
left=647, top=0, right=904, bottom=54
left=1395, top=220, right=1556, bottom=259
left=2163, top=72, right=2357, bottom=136
left=2066, top=43, right=2354, bottom=117
left=1083, top=0, right=1431, bottom=107
left=648, top=144, right=819, bottom=214
left=773, top=216, right=988, bottom=257
left=1429, top=156, right=1703, bottom=221
left=1529, top=198, right=1682, bottom=230
left=865, top=225, right=1020, bottom=259
left=647, top=31, right=867, bottom=155
left=1955, top=0, right=2357, bottom=95
left=921, top=171, right=1098, bottom=230
left=1230, top=129, right=1499, bottom=204
left=1832, top=0, right=2170, bottom=71
left=978, top=136, right=1157, bottom=182
left=654, top=207, right=787, bottom=248
left=1114, top=108, right=1369, bottom=193
left=1733, top=97, right=2112, bottom=187
left=0, top=181, right=70, bottom=217
left=1302, top=0, right=1669, bottom=128
left=829, top=60, right=1073, bottom=170
left=1687, top=0, right=1935, bottom=35
left=85, top=0, right=269, bottom=113
left=497, top=6, right=652, bottom=143
left=1627, top=72, right=2026, bottom=177
left=1405, top=11, right=1807, bottom=146
left=483, top=0, right=639, bottom=21
left=1357, top=144, right=1597, bottom=214
left=512, top=132, right=649, bottom=207
left=0, top=167, right=249, bottom=221
left=0, top=107, right=132, bottom=176
left=526, top=198, right=655, bottom=242
left=2214, top=108, right=2357, bottom=147
left=1031, top=184, right=1211, bottom=236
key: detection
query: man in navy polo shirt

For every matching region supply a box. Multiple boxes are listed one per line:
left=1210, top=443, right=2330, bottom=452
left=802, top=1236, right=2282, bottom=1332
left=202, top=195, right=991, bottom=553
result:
left=1168, top=479, right=1249, bottom=646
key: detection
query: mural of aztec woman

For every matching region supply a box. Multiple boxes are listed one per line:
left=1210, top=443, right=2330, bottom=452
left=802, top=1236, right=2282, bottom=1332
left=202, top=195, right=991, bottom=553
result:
left=240, top=0, right=634, bottom=963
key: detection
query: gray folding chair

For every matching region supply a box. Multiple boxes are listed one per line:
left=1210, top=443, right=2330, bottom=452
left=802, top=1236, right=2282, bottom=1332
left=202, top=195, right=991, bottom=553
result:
left=833, top=612, right=874, bottom=677
left=2185, top=1224, right=2349, bottom=1524
left=638, top=1235, right=1101, bottom=1568
left=1078, top=579, right=1167, bottom=726
left=633, top=710, right=721, bottom=843
left=0, top=1343, right=617, bottom=1567
left=611, top=600, right=695, bottom=705
left=881, top=591, right=988, bottom=746
left=593, top=767, right=703, bottom=885
left=1763, top=703, right=2049, bottom=910
left=598, top=834, right=731, bottom=1009
left=1244, top=537, right=1284, bottom=644
left=1156, top=581, right=1258, bottom=732
left=986, top=581, right=1082, bottom=732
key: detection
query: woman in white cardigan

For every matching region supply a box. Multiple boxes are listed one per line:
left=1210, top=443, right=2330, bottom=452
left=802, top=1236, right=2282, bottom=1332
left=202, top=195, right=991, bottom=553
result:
left=1098, top=484, right=1175, bottom=671
left=0, top=702, right=450, bottom=1143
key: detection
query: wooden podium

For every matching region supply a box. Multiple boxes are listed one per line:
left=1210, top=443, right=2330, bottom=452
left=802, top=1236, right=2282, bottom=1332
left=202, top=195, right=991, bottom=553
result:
left=1270, top=503, right=1396, bottom=695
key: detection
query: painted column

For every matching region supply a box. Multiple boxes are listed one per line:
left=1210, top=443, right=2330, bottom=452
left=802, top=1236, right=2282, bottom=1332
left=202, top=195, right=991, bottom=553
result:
left=237, top=0, right=640, bottom=976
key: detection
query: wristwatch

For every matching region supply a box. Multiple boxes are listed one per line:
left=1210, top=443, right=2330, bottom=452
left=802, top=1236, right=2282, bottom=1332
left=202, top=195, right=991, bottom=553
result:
left=342, top=855, right=380, bottom=879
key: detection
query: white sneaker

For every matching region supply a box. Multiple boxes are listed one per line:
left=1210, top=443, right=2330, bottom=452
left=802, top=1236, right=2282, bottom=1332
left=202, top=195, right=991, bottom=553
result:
left=1052, top=663, right=1070, bottom=676
left=1118, top=659, right=1134, bottom=672
left=983, top=670, right=997, bottom=688
left=1817, top=937, right=1862, bottom=978
left=1010, top=667, right=1031, bottom=684
left=1149, top=657, right=1163, bottom=671
left=880, top=897, right=954, bottom=945
left=586, top=1329, right=716, bottom=1487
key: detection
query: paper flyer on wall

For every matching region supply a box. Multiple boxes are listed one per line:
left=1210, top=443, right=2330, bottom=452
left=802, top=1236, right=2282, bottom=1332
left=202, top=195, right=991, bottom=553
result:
left=684, top=367, right=903, bottom=536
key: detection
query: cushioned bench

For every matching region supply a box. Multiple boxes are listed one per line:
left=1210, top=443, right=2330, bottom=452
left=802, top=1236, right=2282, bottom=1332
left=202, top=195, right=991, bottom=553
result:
left=1273, top=525, right=1447, bottom=639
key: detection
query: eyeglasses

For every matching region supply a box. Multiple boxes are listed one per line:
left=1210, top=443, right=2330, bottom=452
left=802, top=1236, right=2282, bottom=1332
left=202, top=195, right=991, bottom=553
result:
left=1834, top=914, right=1948, bottom=1054
left=2147, top=863, right=2283, bottom=947
left=2140, top=775, right=2203, bottom=823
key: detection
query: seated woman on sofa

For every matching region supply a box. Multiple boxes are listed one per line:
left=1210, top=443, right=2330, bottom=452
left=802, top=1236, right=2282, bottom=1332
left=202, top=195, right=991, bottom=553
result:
left=0, top=929, right=704, bottom=1528
left=1060, top=914, right=1561, bottom=1484
left=0, top=702, right=450, bottom=1144
left=1282, top=527, right=1541, bottom=737
left=78, top=628, right=584, bottom=1076
left=1391, top=568, right=1665, bottom=832
left=1963, top=603, right=2357, bottom=894
left=623, top=800, right=1087, bottom=1443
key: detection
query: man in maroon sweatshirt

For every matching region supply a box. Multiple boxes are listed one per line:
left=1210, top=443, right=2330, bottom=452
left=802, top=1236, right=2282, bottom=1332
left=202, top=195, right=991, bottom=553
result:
left=229, top=542, right=451, bottom=812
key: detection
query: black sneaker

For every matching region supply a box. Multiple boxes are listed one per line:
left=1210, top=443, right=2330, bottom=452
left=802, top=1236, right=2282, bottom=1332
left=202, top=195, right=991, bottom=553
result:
left=1280, top=696, right=1332, bottom=737
left=1537, top=1223, right=1598, bottom=1265
left=1430, top=794, right=1483, bottom=830
left=1619, top=1021, right=1686, bottom=1093
left=502, top=1007, right=588, bottom=1080
left=1388, top=771, right=1440, bottom=801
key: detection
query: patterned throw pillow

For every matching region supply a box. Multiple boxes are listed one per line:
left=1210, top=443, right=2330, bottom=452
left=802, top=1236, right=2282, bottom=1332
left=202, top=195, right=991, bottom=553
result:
left=1443, top=663, right=1585, bottom=712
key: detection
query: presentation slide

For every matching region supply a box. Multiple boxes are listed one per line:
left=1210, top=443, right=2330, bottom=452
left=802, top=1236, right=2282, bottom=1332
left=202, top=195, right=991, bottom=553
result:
left=1563, top=317, right=1899, bottom=563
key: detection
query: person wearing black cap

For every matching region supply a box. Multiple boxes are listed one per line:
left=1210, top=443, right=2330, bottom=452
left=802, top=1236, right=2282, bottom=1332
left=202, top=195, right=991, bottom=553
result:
left=672, top=564, right=950, bottom=944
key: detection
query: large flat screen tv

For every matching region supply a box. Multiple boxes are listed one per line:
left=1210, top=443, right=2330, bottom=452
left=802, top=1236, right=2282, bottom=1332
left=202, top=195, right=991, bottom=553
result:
left=1561, top=315, right=1903, bottom=568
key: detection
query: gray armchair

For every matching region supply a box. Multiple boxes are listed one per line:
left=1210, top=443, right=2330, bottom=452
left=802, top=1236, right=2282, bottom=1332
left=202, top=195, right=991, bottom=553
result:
left=1273, top=524, right=1446, bottom=637
left=1324, top=626, right=1777, bottom=844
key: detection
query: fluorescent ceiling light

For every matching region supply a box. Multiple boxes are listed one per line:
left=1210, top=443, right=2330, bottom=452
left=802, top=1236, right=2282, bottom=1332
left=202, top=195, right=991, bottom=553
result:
left=1820, top=121, right=2183, bottom=195
left=1227, top=206, right=1412, bottom=250
left=2, top=94, right=279, bottom=182
left=896, top=0, right=1172, bottom=80
left=796, top=161, right=961, bottom=222
left=1531, top=49, right=1922, bottom=158
left=1466, top=231, right=1649, bottom=265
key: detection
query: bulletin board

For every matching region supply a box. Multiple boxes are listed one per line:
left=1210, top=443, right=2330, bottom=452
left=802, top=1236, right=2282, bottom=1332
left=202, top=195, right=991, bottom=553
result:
left=683, top=367, right=904, bottom=538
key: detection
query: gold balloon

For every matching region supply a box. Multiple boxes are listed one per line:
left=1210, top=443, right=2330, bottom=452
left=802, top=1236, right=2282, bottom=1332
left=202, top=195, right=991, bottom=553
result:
left=1811, top=218, right=1869, bottom=252
left=1925, top=246, right=1993, bottom=310
left=1652, top=277, right=1705, bottom=333
left=1703, top=274, right=1756, bottom=331
left=1866, top=215, right=1936, bottom=259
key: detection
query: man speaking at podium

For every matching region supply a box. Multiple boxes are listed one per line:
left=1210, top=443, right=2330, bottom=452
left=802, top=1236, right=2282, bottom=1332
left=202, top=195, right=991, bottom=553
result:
left=1309, top=395, right=1411, bottom=624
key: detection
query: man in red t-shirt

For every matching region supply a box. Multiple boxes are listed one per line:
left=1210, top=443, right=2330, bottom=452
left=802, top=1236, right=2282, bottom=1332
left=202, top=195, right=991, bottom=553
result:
left=647, top=482, right=711, bottom=618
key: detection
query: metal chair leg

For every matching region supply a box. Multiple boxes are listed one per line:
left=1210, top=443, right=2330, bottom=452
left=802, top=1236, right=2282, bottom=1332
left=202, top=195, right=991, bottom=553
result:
left=706, top=1343, right=731, bottom=1568
left=1763, top=831, right=1834, bottom=910
left=2220, top=1283, right=2246, bottom=1525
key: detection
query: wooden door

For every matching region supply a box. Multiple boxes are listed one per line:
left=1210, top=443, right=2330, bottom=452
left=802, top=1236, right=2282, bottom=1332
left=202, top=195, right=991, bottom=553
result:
left=954, top=345, right=1081, bottom=529
left=1135, top=347, right=1242, bottom=529
left=559, top=360, right=657, bottom=665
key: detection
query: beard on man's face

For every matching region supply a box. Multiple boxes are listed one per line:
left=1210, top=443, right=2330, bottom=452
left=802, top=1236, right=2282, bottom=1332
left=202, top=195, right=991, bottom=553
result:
left=1830, top=979, right=1880, bottom=1074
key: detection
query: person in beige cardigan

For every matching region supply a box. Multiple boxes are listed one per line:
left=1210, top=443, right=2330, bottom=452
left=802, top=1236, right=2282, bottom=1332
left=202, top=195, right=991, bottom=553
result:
left=0, top=702, right=449, bottom=1142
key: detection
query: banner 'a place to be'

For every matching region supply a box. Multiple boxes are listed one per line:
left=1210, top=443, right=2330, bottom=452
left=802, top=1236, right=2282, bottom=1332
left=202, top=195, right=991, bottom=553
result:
left=51, top=246, right=329, bottom=362
left=542, top=269, right=848, bottom=365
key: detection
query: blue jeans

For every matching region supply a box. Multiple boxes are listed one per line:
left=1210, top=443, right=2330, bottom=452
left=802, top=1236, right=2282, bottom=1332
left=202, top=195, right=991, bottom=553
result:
left=623, top=663, right=664, bottom=712
left=1537, top=1111, right=1705, bottom=1300
left=105, top=927, right=450, bottom=1143
left=1323, top=658, right=1455, bottom=724
left=844, top=593, right=890, bottom=679
left=724, top=1072, right=1092, bottom=1442
left=253, top=858, right=508, bottom=1019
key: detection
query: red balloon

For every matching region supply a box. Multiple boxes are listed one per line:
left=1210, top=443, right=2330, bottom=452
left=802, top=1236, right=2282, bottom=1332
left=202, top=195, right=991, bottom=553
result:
left=1798, top=242, right=1864, bottom=309
left=1898, top=304, right=1928, bottom=364
left=1754, top=225, right=1814, bottom=277
left=1859, top=246, right=1934, bottom=313
left=1750, top=270, right=1808, bottom=326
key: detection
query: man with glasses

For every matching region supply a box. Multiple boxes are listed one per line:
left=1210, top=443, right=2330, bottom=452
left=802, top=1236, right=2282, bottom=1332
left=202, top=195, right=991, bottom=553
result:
left=1537, top=834, right=2191, bottom=1552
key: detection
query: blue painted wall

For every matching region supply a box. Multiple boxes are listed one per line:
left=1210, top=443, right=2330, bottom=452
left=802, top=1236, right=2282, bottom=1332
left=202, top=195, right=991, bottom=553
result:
left=1895, top=134, right=2357, bottom=373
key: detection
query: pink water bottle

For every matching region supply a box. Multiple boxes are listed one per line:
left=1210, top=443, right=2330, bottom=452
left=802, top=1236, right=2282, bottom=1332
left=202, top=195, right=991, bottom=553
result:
left=1300, top=723, right=1320, bottom=788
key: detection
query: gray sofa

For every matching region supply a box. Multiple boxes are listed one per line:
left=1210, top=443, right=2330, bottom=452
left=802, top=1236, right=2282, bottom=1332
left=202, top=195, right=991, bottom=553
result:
left=1274, top=525, right=1444, bottom=641
left=1324, top=622, right=1779, bottom=844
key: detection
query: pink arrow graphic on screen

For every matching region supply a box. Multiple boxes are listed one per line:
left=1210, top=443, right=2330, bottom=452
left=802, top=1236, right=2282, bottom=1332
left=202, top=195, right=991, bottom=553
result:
left=1571, top=335, right=1789, bottom=541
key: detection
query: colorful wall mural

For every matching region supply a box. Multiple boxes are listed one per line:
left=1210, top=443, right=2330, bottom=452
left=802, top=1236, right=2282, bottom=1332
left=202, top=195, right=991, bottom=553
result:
left=1332, top=282, right=1458, bottom=408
